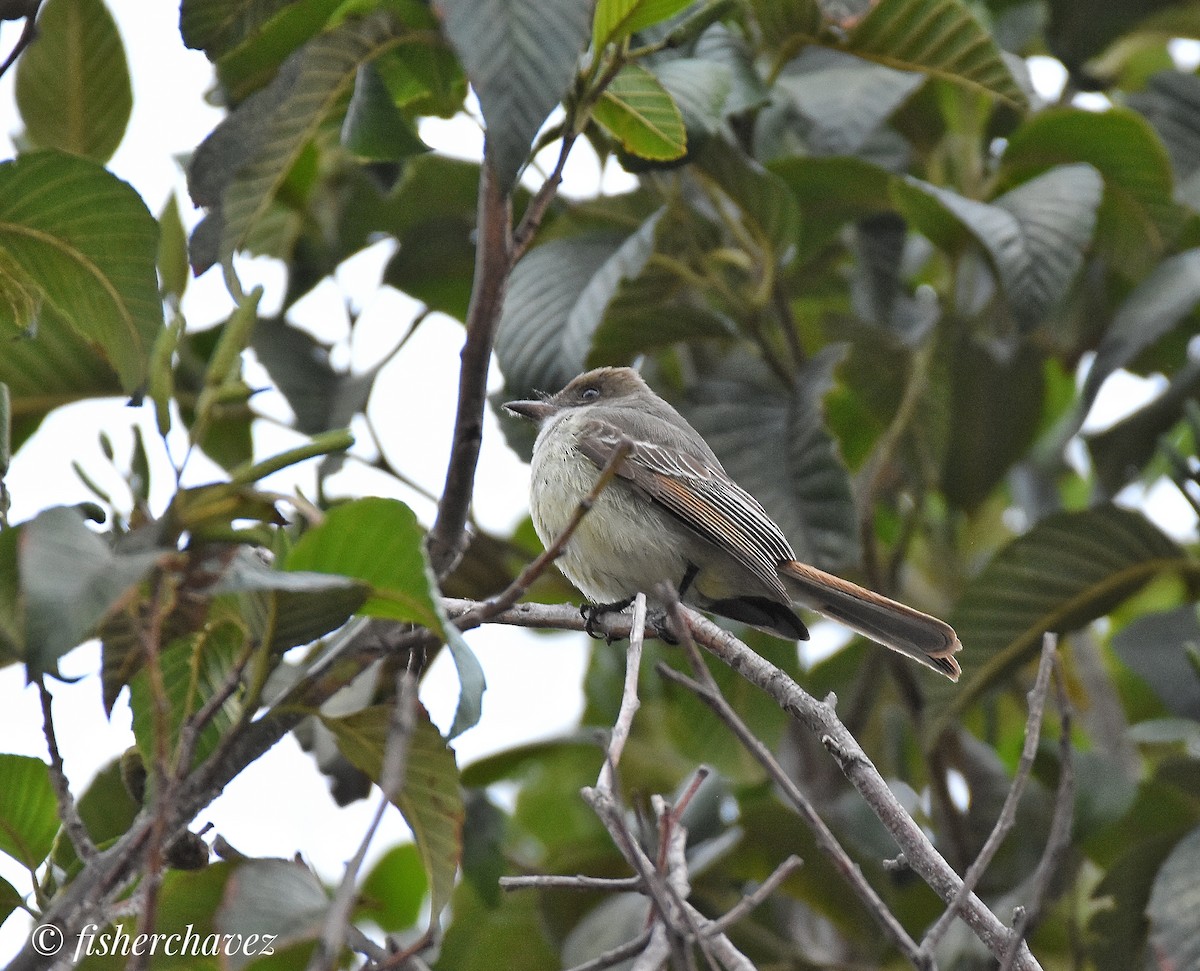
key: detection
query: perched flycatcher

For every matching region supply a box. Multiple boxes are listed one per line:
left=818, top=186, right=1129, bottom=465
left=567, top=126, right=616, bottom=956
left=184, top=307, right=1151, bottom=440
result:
left=506, top=367, right=961, bottom=680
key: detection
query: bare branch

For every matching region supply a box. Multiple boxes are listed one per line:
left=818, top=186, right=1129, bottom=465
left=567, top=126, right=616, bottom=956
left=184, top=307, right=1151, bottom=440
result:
left=37, top=678, right=96, bottom=862
left=599, top=593, right=646, bottom=791
left=563, top=928, right=654, bottom=971
left=427, top=161, right=513, bottom=577
left=704, top=855, right=803, bottom=935
left=999, top=653, right=1075, bottom=971
left=500, top=874, right=643, bottom=892
left=656, top=593, right=922, bottom=967
left=920, top=633, right=1059, bottom=959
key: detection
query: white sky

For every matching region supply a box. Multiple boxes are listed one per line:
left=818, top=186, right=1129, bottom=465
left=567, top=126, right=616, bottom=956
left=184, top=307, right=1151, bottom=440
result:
left=0, top=5, right=1197, bottom=961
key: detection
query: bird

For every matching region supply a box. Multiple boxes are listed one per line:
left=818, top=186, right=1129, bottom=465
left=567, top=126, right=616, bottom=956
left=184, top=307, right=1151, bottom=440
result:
left=505, top=366, right=961, bottom=680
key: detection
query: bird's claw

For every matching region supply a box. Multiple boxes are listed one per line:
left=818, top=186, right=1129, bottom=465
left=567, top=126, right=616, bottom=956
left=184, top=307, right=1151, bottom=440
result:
left=580, top=598, right=634, bottom=643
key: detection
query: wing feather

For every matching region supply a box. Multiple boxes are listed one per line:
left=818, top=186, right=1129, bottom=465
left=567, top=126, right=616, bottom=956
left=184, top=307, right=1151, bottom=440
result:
left=576, top=419, right=794, bottom=601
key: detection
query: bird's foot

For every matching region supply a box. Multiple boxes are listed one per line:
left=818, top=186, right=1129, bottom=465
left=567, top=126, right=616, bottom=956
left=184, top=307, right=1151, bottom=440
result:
left=580, top=597, right=635, bottom=642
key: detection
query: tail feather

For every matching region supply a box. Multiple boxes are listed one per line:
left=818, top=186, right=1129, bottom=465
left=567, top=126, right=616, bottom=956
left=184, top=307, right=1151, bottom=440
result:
left=779, top=560, right=962, bottom=682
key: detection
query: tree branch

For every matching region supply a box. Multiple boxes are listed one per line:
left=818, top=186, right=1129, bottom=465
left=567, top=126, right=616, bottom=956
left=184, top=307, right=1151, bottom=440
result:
left=919, top=633, right=1058, bottom=960
left=37, top=678, right=96, bottom=862
left=427, top=160, right=512, bottom=577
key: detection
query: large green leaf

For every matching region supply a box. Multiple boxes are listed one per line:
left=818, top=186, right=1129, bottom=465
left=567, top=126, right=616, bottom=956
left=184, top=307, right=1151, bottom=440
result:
left=942, top=337, right=1045, bottom=511
left=897, top=164, right=1103, bottom=328
left=1131, top=70, right=1200, bottom=182
left=774, top=52, right=925, bottom=157
left=0, top=152, right=162, bottom=393
left=20, top=507, right=163, bottom=676
left=1112, top=605, right=1200, bottom=720
left=928, top=506, right=1194, bottom=739
left=356, top=842, right=427, bottom=933
left=128, top=622, right=247, bottom=773
left=685, top=351, right=858, bottom=570
left=999, top=107, right=1181, bottom=275
left=322, top=704, right=464, bottom=923
left=496, top=230, right=647, bottom=395
left=0, top=754, right=58, bottom=870
left=593, top=0, right=696, bottom=49
left=212, top=549, right=368, bottom=652
left=341, top=62, right=429, bottom=161
left=189, top=11, right=407, bottom=265
left=14, top=0, right=131, bottom=163
left=286, top=497, right=440, bottom=629
left=1081, top=249, right=1200, bottom=418
left=770, top=155, right=894, bottom=264
left=592, top=64, right=688, bottom=162
left=181, top=0, right=300, bottom=58
left=1147, top=824, right=1200, bottom=971
left=215, top=858, right=331, bottom=965
left=439, top=0, right=591, bottom=191
left=842, top=0, right=1026, bottom=109
left=285, top=497, right=485, bottom=737
left=695, top=137, right=799, bottom=251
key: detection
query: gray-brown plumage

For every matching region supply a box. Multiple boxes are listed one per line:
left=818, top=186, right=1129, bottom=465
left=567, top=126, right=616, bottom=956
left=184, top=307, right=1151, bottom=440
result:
left=506, top=367, right=961, bottom=680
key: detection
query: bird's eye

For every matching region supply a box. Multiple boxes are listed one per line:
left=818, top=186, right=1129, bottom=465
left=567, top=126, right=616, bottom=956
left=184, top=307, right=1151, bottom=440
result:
left=581, top=386, right=600, bottom=402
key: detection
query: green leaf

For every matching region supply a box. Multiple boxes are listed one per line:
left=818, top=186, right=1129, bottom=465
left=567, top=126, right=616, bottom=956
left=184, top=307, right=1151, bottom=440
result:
left=157, top=195, right=190, bottom=304
left=1082, top=249, right=1200, bottom=417
left=356, top=842, right=427, bottom=932
left=653, top=57, right=734, bottom=138
left=749, top=0, right=820, bottom=50
left=181, top=0, right=300, bottom=59
left=842, top=0, right=1026, bottom=109
left=928, top=506, right=1194, bottom=740
left=19, top=507, right=162, bottom=676
left=496, top=230, right=649, bottom=395
left=190, top=11, right=407, bottom=264
left=251, top=320, right=370, bottom=434
left=942, top=337, right=1045, bottom=511
left=284, top=498, right=486, bottom=736
left=695, top=137, right=799, bottom=250
left=341, top=61, right=429, bottom=160
left=1113, top=611, right=1200, bottom=720
left=1131, top=70, right=1200, bottom=182
left=593, top=0, right=696, bottom=49
left=285, top=497, right=441, bottom=629
left=0, top=874, right=20, bottom=926
left=1147, top=824, right=1200, bottom=971
left=897, top=164, right=1103, bottom=329
left=0, top=152, right=163, bottom=393
left=686, top=351, right=858, bottom=569
left=439, top=0, right=591, bottom=192
left=775, top=53, right=925, bottom=157
left=771, top=155, right=894, bottom=264
left=129, top=622, right=247, bottom=772
left=215, top=858, right=330, bottom=965
left=15, top=0, right=132, bottom=163
left=0, top=754, right=58, bottom=870
left=0, top=522, right=23, bottom=664
left=998, top=107, right=1181, bottom=276
left=322, top=704, right=464, bottom=923
left=593, top=64, right=688, bottom=162
left=212, top=550, right=368, bottom=652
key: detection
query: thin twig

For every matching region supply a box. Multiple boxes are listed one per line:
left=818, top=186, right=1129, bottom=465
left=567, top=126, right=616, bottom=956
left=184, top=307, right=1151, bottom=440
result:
left=310, top=672, right=418, bottom=971
left=0, top=2, right=41, bottom=80
left=37, top=678, right=96, bottom=861
left=999, top=654, right=1075, bottom=971
left=919, top=634, right=1059, bottom=959
left=599, top=593, right=646, bottom=790
left=656, top=595, right=923, bottom=966
left=512, top=134, right=577, bottom=262
left=452, top=439, right=634, bottom=632
left=563, top=928, right=654, bottom=971
left=500, top=874, right=643, bottom=892
left=705, top=855, right=803, bottom=936
left=659, top=601, right=1043, bottom=971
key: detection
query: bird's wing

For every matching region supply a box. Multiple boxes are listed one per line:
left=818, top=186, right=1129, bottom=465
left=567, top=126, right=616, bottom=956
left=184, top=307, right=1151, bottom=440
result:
left=576, top=419, right=793, bottom=601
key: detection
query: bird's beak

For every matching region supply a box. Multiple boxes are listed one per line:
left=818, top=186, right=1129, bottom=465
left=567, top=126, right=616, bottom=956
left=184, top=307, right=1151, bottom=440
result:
left=504, top=398, right=557, bottom=422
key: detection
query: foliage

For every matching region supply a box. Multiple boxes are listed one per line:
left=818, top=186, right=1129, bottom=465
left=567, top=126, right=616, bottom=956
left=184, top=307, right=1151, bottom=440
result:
left=3, top=0, right=1200, bottom=967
